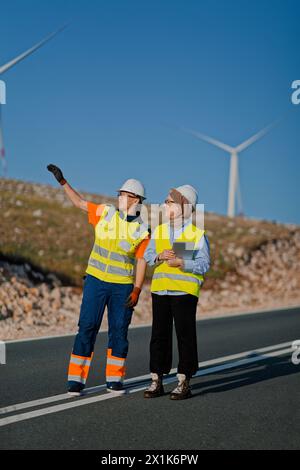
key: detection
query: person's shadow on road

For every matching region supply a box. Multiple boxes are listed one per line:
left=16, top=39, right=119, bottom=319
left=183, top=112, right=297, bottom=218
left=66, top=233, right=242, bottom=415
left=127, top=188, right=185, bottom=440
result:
left=190, top=354, right=300, bottom=397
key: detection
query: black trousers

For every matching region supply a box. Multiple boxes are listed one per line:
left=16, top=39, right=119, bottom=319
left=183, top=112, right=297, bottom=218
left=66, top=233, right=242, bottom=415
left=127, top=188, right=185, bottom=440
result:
left=149, top=293, right=199, bottom=379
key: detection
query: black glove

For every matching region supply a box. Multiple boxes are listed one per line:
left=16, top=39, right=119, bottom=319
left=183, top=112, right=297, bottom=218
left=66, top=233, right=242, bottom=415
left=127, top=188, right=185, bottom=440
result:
left=47, top=164, right=67, bottom=185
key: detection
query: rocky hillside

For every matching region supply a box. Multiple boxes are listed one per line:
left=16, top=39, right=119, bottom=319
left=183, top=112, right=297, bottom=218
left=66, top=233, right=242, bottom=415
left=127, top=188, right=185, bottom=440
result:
left=0, top=177, right=299, bottom=340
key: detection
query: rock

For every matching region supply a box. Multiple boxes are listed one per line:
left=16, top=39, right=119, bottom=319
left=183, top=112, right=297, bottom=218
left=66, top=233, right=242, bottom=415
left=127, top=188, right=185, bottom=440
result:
left=32, top=209, right=43, bottom=217
left=50, top=287, right=62, bottom=309
left=234, top=247, right=245, bottom=258
left=19, top=298, right=33, bottom=313
left=46, top=273, right=62, bottom=287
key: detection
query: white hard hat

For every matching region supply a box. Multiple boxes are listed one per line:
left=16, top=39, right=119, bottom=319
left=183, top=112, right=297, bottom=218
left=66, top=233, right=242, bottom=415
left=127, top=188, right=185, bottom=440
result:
left=118, top=178, right=146, bottom=200
left=174, top=185, right=198, bottom=209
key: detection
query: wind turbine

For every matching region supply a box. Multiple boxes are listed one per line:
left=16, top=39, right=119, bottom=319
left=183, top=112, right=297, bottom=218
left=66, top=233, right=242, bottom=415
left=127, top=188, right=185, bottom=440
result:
left=183, top=122, right=278, bottom=217
left=0, top=24, right=68, bottom=177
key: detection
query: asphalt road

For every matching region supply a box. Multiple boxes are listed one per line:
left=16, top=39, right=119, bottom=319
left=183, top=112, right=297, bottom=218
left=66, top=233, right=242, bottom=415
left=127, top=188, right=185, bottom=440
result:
left=0, top=306, right=300, bottom=450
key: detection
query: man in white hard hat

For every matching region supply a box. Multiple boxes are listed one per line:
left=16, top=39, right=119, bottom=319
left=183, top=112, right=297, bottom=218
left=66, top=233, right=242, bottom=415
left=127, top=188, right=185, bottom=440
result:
left=143, top=185, right=210, bottom=400
left=47, top=164, right=150, bottom=395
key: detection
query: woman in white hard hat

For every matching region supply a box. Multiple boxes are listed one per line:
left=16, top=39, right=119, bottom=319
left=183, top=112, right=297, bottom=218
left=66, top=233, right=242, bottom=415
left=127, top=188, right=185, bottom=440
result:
left=47, top=164, right=150, bottom=395
left=143, top=185, right=210, bottom=400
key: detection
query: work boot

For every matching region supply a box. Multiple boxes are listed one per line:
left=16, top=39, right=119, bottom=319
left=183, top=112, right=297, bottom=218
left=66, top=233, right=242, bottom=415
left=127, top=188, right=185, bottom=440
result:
left=106, top=381, right=126, bottom=394
left=67, top=382, right=84, bottom=397
left=169, top=373, right=192, bottom=400
left=144, top=373, right=164, bottom=398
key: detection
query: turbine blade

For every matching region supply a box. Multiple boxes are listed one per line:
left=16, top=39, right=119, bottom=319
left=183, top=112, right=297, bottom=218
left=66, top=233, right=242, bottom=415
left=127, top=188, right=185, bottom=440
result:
left=182, top=127, right=234, bottom=154
left=0, top=23, right=69, bottom=75
left=235, top=120, right=280, bottom=153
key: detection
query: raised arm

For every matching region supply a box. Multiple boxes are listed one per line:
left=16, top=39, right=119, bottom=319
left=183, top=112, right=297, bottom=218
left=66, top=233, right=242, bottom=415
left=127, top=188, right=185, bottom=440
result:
left=47, top=164, right=88, bottom=212
left=63, top=182, right=88, bottom=211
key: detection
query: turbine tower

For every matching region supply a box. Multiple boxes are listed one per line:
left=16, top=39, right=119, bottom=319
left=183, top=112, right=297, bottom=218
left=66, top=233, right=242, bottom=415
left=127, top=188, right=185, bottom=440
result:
left=183, top=122, right=277, bottom=217
left=0, top=24, right=67, bottom=177
left=0, top=106, right=6, bottom=176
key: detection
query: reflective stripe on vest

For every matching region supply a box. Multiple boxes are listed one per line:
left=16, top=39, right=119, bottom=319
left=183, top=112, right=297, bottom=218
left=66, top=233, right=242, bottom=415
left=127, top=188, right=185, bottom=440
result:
left=86, top=204, right=149, bottom=284
left=151, top=223, right=205, bottom=297
left=152, top=272, right=203, bottom=286
left=103, top=204, right=117, bottom=222
left=92, top=243, right=135, bottom=266
left=88, top=257, right=134, bottom=277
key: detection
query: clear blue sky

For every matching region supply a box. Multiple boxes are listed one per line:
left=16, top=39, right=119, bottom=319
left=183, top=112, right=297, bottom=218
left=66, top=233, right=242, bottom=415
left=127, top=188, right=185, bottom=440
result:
left=1, top=0, right=299, bottom=224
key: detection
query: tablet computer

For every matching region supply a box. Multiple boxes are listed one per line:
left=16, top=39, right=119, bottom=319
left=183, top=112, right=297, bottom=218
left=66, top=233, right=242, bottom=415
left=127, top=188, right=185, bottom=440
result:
left=172, top=242, right=195, bottom=260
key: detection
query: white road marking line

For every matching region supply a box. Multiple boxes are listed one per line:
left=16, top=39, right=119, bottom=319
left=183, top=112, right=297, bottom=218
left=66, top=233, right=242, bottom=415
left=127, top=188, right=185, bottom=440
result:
left=0, top=392, right=123, bottom=427
left=196, top=341, right=293, bottom=368
left=166, top=347, right=294, bottom=384
left=0, top=340, right=293, bottom=416
left=0, top=344, right=295, bottom=427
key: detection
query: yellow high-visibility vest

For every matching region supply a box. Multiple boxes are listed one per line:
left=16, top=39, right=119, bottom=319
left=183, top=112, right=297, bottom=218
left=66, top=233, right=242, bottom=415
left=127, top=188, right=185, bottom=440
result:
left=86, top=204, right=149, bottom=284
left=151, top=222, right=205, bottom=297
